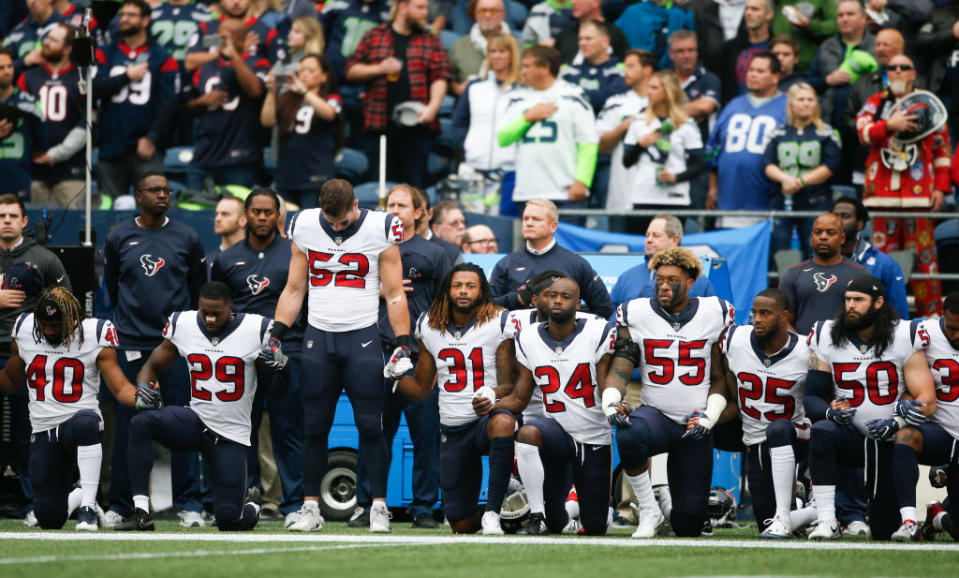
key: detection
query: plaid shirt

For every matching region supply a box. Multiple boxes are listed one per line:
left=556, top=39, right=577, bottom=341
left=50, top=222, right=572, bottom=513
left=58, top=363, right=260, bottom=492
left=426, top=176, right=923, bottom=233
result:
left=346, top=23, right=451, bottom=133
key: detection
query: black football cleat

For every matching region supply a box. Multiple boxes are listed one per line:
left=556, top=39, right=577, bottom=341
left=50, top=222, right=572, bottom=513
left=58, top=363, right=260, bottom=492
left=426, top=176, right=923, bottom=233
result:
left=114, top=508, right=155, bottom=531
left=517, top=512, right=549, bottom=535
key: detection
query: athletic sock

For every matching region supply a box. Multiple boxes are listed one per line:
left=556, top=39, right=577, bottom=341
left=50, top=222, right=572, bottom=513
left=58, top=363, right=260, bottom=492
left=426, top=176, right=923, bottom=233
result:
left=67, top=487, right=83, bottom=517
left=769, top=445, right=795, bottom=521
left=626, top=471, right=657, bottom=512
left=900, top=506, right=917, bottom=524
left=790, top=506, right=818, bottom=531
left=812, top=485, right=836, bottom=521
left=934, top=512, right=949, bottom=531
left=133, top=495, right=150, bottom=513
left=485, top=436, right=514, bottom=512
left=515, top=443, right=545, bottom=515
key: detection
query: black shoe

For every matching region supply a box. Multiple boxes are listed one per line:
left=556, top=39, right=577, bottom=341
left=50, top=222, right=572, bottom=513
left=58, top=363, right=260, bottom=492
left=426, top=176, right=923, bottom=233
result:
left=347, top=507, right=370, bottom=528
left=518, top=512, right=548, bottom=535
left=701, top=518, right=713, bottom=537
left=411, top=513, right=438, bottom=529
left=114, top=508, right=155, bottom=531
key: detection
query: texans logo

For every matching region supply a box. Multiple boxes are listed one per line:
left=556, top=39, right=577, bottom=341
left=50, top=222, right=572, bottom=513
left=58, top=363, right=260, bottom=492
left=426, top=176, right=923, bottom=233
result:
left=140, top=254, right=165, bottom=277
left=813, top=272, right=838, bottom=293
left=247, top=274, right=270, bottom=295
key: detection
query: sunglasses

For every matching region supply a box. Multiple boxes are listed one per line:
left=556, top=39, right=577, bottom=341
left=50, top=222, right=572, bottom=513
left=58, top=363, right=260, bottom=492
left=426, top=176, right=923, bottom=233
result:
left=884, top=64, right=913, bottom=72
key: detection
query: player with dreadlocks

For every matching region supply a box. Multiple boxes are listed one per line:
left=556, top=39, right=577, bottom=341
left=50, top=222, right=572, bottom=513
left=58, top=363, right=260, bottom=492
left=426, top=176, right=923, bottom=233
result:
left=395, top=263, right=518, bottom=535
left=0, top=287, right=160, bottom=531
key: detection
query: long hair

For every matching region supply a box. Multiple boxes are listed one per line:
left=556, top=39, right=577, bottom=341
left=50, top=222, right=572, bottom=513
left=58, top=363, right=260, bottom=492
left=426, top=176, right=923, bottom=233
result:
left=480, top=32, right=520, bottom=86
left=291, top=16, right=325, bottom=55
left=786, top=82, right=824, bottom=131
left=645, top=70, right=689, bottom=128
left=34, top=287, right=84, bottom=349
left=829, top=297, right=900, bottom=358
left=277, top=54, right=343, bottom=153
left=427, top=263, right=501, bottom=333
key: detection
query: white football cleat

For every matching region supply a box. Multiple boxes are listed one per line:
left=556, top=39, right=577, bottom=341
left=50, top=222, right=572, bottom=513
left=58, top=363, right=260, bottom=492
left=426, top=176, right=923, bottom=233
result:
left=631, top=507, right=664, bottom=538
left=891, top=520, right=920, bottom=542
left=369, top=501, right=392, bottom=533
left=481, top=510, right=504, bottom=535
left=759, top=515, right=792, bottom=539
left=808, top=519, right=842, bottom=540
left=844, top=520, right=871, bottom=537
left=288, top=501, right=324, bottom=532
left=284, top=510, right=302, bottom=529
left=103, top=509, right=124, bottom=528
left=178, top=510, right=205, bottom=528
left=22, top=511, right=37, bottom=527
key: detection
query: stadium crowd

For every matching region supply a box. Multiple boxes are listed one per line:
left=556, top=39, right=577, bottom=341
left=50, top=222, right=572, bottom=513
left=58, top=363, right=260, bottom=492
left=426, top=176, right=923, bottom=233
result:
left=1, top=0, right=959, bottom=544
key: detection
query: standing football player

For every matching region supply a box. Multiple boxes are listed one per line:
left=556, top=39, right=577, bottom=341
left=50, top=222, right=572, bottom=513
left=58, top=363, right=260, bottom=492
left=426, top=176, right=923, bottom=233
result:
left=0, top=288, right=160, bottom=530
left=267, top=178, right=410, bottom=533
left=722, top=288, right=817, bottom=538
left=890, top=292, right=959, bottom=541
left=115, top=282, right=272, bottom=532
left=603, top=247, right=734, bottom=538
left=395, top=263, right=517, bottom=534
left=495, top=277, right=616, bottom=535
left=805, top=274, right=936, bottom=541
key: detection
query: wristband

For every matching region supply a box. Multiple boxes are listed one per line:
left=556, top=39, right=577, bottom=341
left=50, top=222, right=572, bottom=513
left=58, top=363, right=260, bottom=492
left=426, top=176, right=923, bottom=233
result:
left=271, top=321, right=289, bottom=339
left=395, top=334, right=410, bottom=348
left=703, top=393, right=727, bottom=426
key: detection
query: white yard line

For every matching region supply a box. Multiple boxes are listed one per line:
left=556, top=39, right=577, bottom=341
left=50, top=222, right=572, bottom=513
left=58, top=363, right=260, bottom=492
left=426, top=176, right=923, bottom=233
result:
left=0, top=543, right=382, bottom=565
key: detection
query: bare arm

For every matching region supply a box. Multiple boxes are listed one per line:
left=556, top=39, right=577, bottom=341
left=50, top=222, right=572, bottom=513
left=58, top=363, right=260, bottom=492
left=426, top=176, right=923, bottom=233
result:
left=98, top=348, right=139, bottom=409
left=379, top=244, right=410, bottom=338
left=230, top=52, right=263, bottom=98
left=600, top=327, right=636, bottom=397
left=184, top=50, right=217, bottom=72
left=598, top=118, right=633, bottom=154
left=494, top=364, right=534, bottom=414
left=686, top=96, right=717, bottom=122
left=0, top=344, right=25, bottom=395
left=260, top=87, right=278, bottom=127
left=493, top=339, right=517, bottom=398
left=395, top=340, right=437, bottom=401
left=304, top=91, right=338, bottom=122
left=136, top=340, right=181, bottom=385
left=274, top=243, right=308, bottom=327
left=904, top=350, right=937, bottom=417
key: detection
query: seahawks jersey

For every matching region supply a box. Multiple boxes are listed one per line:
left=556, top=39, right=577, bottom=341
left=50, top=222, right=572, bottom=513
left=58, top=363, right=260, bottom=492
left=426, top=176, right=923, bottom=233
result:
left=13, top=314, right=119, bottom=433
left=809, top=319, right=923, bottom=436
left=149, top=2, right=212, bottom=62
left=596, top=89, right=647, bottom=212
left=415, top=309, right=510, bottom=427
left=918, top=318, right=959, bottom=441
left=288, top=208, right=403, bottom=332
left=504, top=80, right=598, bottom=203
left=723, top=325, right=809, bottom=446
left=617, top=296, right=734, bottom=425
left=515, top=317, right=616, bottom=445
left=0, top=89, right=46, bottom=199
left=163, top=311, right=272, bottom=446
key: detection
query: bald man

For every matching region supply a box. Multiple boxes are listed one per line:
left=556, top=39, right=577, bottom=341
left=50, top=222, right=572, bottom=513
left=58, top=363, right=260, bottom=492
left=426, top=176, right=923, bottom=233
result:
left=777, top=213, right=866, bottom=335
left=461, top=225, right=499, bottom=254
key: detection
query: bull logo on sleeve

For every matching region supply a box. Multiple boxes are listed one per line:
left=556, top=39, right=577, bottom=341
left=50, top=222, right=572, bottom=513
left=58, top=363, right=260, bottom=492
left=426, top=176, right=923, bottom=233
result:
left=140, top=254, right=165, bottom=277
left=246, top=275, right=270, bottom=295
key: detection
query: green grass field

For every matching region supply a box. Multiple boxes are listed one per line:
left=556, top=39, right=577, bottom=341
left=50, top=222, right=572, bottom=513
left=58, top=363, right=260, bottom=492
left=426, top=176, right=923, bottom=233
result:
left=3, top=519, right=959, bottom=577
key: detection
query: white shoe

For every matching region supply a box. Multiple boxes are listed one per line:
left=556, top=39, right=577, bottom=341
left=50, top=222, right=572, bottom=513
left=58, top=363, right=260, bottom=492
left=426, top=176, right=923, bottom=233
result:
left=808, top=519, right=842, bottom=540
left=104, top=509, right=124, bottom=527
left=75, top=506, right=99, bottom=531
left=844, top=520, right=871, bottom=537
left=891, top=520, right=920, bottom=542
left=631, top=507, right=664, bottom=538
left=288, top=501, right=324, bottom=532
left=562, top=518, right=582, bottom=534
left=482, top=511, right=504, bottom=535
left=94, top=503, right=107, bottom=528
left=759, top=515, right=792, bottom=539
left=178, top=510, right=205, bottom=528
left=22, top=511, right=37, bottom=527
left=369, top=501, right=392, bottom=533
left=284, top=510, right=302, bottom=529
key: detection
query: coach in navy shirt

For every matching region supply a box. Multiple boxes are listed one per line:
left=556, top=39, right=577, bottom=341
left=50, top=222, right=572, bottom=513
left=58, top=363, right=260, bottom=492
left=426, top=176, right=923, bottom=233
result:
left=211, top=188, right=305, bottom=525
left=102, top=171, right=206, bottom=524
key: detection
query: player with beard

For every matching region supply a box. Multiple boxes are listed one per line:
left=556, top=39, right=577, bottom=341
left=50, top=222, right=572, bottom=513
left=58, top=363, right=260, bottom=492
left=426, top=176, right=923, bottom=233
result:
left=889, top=292, right=959, bottom=541
left=722, top=288, right=817, bottom=538
left=603, top=247, right=734, bottom=539
left=395, top=264, right=516, bottom=535
left=805, top=274, right=936, bottom=540
left=494, top=277, right=615, bottom=536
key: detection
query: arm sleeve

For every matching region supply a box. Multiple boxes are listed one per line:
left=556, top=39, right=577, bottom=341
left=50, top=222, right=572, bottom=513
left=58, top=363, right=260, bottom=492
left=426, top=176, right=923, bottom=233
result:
left=146, top=56, right=179, bottom=145
left=822, top=129, right=843, bottom=175
left=45, top=127, right=87, bottom=163
left=805, top=2, right=838, bottom=38
left=575, top=142, right=599, bottom=186
left=498, top=114, right=531, bottom=147
left=490, top=255, right=520, bottom=310
left=804, top=369, right=834, bottom=422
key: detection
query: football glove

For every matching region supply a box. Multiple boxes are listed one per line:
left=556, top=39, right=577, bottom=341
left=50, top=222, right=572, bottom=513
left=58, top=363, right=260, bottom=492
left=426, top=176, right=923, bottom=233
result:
left=135, top=383, right=161, bottom=411
left=865, top=417, right=903, bottom=441
left=474, top=385, right=497, bottom=406
left=929, top=464, right=949, bottom=488
left=604, top=400, right=633, bottom=428
left=682, top=410, right=712, bottom=440
left=825, top=406, right=857, bottom=426
left=383, top=345, right=413, bottom=379
left=895, top=399, right=927, bottom=426
left=258, top=336, right=288, bottom=370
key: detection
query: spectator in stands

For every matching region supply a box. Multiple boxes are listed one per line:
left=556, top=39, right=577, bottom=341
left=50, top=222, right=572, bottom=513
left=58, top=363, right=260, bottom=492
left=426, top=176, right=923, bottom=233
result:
left=345, top=0, right=450, bottom=188
left=868, top=0, right=933, bottom=49
left=597, top=49, right=653, bottom=216
left=261, top=54, right=342, bottom=208
left=451, top=32, right=521, bottom=215
left=770, top=0, right=837, bottom=74
left=554, top=0, right=629, bottom=64
left=727, top=0, right=775, bottom=98
left=707, top=51, right=786, bottom=230
left=448, top=0, right=510, bottom=95
left=1, top=2, right=27, bottom=37
left=0, top=47, right=45, bottom=202
left=770, top=34, right=804, bottom=92
left=622, top=70, right=705, bottom=235
left=252, top=0, right=287, bottom=31
left=558, top=20, right=625, bottom=112
left=615, top=0, right=694, bottom=69
left=913, top=5, right=959, bottom=141
left=669, top=30, right=721, bottom=146
left=498, top=45, right=598, bottom=222
left=490, top=198, right=613, bottom=317
left=429, top=199, right=466, bottom=251
left=188, top=18, right=269, bottom=188
left=522, top=0, right=574, bottom=48
left=93, top=0, right=177, bottom=200
left=763, top=82, right=842, bottom=258
left=610, top=214, right=714, bottom=307
left=831, top=195, right=910, bottom=319
left=2, top=0, right=63, bottom=77
left=689, top=0, right=745, bottom=79
left=460, top=224, right=499, bottom=253
left=19, top=23, right=84, bottom=207
left=321, top=0, right=390, bottom=83
left=271, top=16, right=326, bottom=82
left=185, top=0, right=280, bottom=73
left=856, top=53, right=951, bottom=317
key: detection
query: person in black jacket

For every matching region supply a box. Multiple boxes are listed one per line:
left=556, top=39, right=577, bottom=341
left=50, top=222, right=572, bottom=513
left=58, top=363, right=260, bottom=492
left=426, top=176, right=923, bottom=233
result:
left=914, top=0, right=959, bottom=142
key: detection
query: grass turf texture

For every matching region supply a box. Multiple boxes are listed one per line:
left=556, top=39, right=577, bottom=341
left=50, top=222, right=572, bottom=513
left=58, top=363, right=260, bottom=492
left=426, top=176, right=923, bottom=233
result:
left=2, top=520, right=958, bottom=577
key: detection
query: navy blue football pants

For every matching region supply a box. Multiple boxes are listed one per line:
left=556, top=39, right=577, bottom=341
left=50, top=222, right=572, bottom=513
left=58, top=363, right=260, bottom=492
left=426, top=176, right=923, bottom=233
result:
left=31, top=410, right=101, bottom=529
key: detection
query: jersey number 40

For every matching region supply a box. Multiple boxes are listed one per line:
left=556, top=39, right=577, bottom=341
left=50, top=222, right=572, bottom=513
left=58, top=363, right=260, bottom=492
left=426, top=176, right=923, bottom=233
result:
left=26, top=355, right=84, bottom=403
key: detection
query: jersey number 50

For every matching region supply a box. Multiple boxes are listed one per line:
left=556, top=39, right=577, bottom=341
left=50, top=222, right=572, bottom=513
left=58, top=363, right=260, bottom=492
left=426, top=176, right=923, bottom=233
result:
left=833, top=361, right=899, bottom=406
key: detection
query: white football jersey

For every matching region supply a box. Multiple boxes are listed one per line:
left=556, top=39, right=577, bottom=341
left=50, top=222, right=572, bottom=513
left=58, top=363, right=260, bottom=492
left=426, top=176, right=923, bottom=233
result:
left=595, top=90, right=648, bottom=212
left=618, top=296, right=734, bottom=425
left=163, top=311, right=272, bottom=446
left=14, top=315, right=119, bottom=433
left=515, top=317, right=616, bottom=445
left=623, top=116, right=703, bottom=206
left=288, top=208, right=403, bottom=332
left=723, top=325, right=809, bottom=446
left=918, top=318, right=959, bottom=441
left=809, top=319, right=923, bottom=436
left=505, top=80, right=599, bottom=202
left=416, top=309, right=511, bottom=427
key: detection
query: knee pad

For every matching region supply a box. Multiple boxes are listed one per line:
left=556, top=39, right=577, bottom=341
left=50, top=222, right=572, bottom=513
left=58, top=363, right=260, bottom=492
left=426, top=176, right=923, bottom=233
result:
left=72, top=410, right=102, bottom=446
left=354, top=413, right=383, bottom=440
left=615, top=425, right=649, bottom=470
left=128, top=412, right=155, bottom=439
left=765, top=420, right=794, bottom=448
